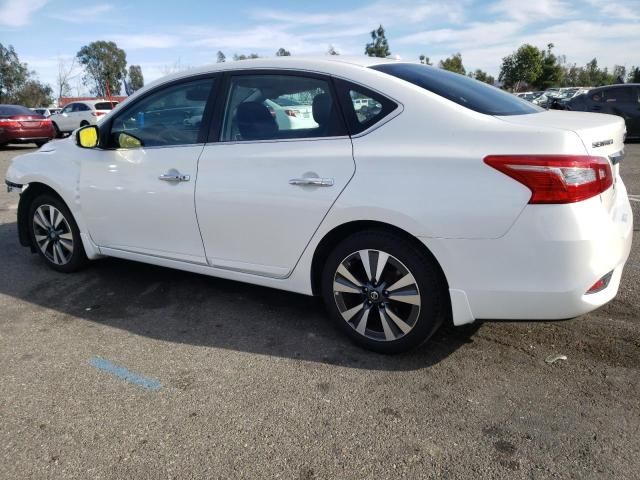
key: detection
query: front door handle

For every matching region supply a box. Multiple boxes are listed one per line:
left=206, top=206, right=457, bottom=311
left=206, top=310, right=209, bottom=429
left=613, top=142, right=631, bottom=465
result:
left=159, top=172, right=190, bottom=182
left=289, top=177, right=334, bottom=187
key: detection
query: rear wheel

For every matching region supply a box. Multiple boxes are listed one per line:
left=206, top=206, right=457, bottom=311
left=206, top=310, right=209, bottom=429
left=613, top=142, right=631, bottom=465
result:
left=80, top=120, right=90, bottom=127
left=35, top=140, right=48, bottom=147
left=52, top=122, right=62, bottom=138
left=321, top=230, right=446, bottom=353
left=28, top=194, right=88, bottom=273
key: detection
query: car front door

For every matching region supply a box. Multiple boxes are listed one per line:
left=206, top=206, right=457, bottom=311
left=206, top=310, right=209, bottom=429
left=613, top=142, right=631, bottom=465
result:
left=57, top=103, right=75, bottom=131
left=195, top=72, right=355, bottom=277
left=79, top=76, right=216, bottom=263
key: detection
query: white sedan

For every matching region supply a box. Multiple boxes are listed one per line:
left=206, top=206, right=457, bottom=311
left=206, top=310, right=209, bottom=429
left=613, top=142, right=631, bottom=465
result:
left=4, top=57, right=633, bottom=353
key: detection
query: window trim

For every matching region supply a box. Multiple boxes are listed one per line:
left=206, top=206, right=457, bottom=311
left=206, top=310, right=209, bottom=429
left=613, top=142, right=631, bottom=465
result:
left=98, top=73, right=219, bottom=150
left=208, top=69, right=349, bottom=144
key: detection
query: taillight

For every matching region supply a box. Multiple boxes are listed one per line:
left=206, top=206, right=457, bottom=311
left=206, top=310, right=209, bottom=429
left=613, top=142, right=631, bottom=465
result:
left=91, top=111, right=106, bottom=117
left=0, top=118, right=19, bottom=126
left=484, top=155, right=613, bottom=204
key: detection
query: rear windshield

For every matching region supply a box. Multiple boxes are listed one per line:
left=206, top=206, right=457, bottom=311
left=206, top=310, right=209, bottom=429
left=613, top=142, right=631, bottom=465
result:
left=94, top=102, right=117, bottom=110
left=0, top=105, right=34, bottom=116
left=371, top=63, right=542, bottom=116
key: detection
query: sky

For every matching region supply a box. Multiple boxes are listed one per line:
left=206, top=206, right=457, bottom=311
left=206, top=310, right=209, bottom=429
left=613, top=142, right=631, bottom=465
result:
left=1, top=0, right=639, bottom=95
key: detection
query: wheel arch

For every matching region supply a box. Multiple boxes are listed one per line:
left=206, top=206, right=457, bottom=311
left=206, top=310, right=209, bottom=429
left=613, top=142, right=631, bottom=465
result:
left=17, top=182, right=68, bottom=251
left=310, top=220, right=450, bottom=299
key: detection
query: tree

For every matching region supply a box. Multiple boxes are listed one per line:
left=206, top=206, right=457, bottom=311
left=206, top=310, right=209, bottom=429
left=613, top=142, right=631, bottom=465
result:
left=613, top=65, right=626, bottom=84
left=499, top=44, right=543, bottom=91
left=13, top=80, right=53, bottom=107
left=216, top=51, right=226, bottom=63
left=127, top=65, right=144, bottom=92
left=327, top=45, right=339, bottom=55
left=439, top=53, right=465, bottom=75
left=76, top=41, right=127, bottom=97
left=419, top=54, right=432, bottom=65
left=0, top=43, right=29, bottom=103
left=365, top=25, right=390, bottom=58
left=534, top=43, right=563, bottom=90
left=471, top=69, right=495, bottom=85
left=233, top=53, right=259, bottom=61
left=55, top=57, right=78, bottom=102
left=628, top=67, right=640, bottom=83
left=275, top=48, right=291, bottom=57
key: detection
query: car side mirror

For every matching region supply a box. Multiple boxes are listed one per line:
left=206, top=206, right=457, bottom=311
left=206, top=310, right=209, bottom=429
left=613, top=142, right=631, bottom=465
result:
left=76, top=125, right=100, bottom=149
left=117, top=132, right=143, bottom=149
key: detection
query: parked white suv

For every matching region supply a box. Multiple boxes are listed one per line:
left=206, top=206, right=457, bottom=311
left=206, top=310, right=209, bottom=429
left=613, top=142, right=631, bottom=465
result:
left=50, top=100, right=118, bottom=136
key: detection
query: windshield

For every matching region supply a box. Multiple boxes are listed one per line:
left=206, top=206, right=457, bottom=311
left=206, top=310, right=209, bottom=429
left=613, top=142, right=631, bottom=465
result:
left=371, top=63, right=542, bottom=116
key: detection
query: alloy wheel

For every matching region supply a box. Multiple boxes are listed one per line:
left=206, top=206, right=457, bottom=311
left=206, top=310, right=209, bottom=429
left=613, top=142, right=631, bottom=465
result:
left=333, top=249, right=421, bottom=342
left=32, top=204, right=74, bottom=265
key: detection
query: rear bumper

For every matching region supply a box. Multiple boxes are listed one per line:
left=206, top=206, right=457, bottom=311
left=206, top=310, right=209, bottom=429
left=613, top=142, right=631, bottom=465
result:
left=423, top=180, right=633, bottom=325
left=0, top=126, right=55, bottom=143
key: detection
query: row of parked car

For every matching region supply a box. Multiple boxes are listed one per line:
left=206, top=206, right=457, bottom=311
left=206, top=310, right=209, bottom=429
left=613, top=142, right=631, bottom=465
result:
left=0, top=100, right=119, bottom=148
left=517, top=83, right=640, bottom=139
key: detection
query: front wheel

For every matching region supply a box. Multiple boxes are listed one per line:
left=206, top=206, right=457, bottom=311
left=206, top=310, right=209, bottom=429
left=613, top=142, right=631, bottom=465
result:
left=28, top=194, right=88, bottom=272
left=321, top=230, right=447, bottom=353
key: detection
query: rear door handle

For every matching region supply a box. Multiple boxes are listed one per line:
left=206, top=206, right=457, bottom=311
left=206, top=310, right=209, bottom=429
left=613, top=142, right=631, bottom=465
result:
left=159, top=172, right=190, bottom=182
left=289, top=177, right=334, bottom=187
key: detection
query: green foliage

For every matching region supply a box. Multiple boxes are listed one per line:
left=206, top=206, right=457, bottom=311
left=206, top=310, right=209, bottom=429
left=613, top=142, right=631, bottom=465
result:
left=365, top=25, right=390, bottom=58
left=628, top=67, right=640, bottom=83
left=127, top=65, right=144, bottom=92
left=233, top=53, right=260, bottom=61
left=0, top=43, right=29, bottom=103
left=499, top=44, right=543, bottom=91
left=534, top=43, right=563, bottom=90
left=77, top=41, right=127, bottom=96
left=419, top=55, right=432, bottom=65
left=327, top=45, right=339, bottom=55
left=216, top=51, right=226, bottom=63
left=0, top=43, right=52, bottom=106
left=276, top=48, right=291, bottom=57
left=471, top=69, right=495, bottom=85
left=439, top=53, right=465, bottom=75
left=13, top=80, right=53, bottom=107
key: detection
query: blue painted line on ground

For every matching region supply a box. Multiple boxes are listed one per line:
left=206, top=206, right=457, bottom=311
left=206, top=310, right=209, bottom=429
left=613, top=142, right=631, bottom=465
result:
left=89, top=357, right=162, bottom=391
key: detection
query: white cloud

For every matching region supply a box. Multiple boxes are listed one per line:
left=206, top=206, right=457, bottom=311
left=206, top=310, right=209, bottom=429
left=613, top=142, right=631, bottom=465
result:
left=106, top=34, right=181, bottom=49
left=0, top=0, right=47, bottom=27
left=50, top=4, right=113, bottom=23
left=490, top=0, right=570, bottom=22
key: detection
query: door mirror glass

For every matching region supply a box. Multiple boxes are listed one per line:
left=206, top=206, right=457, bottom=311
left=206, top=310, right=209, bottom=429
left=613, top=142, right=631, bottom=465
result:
left=117, top=132, right=143, bottom=149
left=76, top=125, right=100, bottom=149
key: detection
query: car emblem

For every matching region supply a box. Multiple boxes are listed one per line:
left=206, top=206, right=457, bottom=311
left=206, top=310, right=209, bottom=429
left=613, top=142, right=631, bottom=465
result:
left=592, top=139, right=613, bottom=148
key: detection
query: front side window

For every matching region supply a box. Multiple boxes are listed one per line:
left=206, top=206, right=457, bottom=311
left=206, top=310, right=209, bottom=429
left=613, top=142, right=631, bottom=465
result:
left=109, top=78, right=214, bottom=148
left=61, top=104, right=74, bottom=114
left=371, top=63, right=542, bottom=116
left=220, top=74, right=345, bottom=142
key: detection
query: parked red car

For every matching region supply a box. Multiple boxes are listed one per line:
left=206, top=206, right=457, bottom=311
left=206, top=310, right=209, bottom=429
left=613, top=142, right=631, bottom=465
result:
left=0, top=105, right=55, bottom=147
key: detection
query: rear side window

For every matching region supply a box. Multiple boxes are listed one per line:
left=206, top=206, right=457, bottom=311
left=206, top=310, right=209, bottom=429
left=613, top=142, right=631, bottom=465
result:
left=604, top=87, right=633, bottom=103
left=333, top=78, right=397, bottom=135
left=95, top=102, right=117, bottom=110
left=371, top=63, right=542, bottom=116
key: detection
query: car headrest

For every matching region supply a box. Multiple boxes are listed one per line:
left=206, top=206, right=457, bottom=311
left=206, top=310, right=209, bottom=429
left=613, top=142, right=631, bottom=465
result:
left=237, top=102, right=278, bottom=140
left=312, top=93, right=332, bottom=126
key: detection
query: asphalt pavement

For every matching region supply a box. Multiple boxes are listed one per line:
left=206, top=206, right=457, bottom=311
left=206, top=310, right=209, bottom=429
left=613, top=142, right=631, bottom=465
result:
left=0, top=142, right=638, bottom=479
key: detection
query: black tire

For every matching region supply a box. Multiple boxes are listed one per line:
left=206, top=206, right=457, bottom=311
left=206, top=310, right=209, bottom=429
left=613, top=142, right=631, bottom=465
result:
left=35, top=140, right=48, bottom=147
left=321, top=230, right=447, bottom=353
left=28, top=193, right=88, bottom=273
left=80, top=120, right=90, bottom=127
left=52, top=122, right=62, bottom=138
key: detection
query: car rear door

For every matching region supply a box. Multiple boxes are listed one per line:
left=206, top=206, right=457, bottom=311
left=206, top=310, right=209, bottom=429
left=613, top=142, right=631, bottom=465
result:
left=195, top=71, right=354, bottom=278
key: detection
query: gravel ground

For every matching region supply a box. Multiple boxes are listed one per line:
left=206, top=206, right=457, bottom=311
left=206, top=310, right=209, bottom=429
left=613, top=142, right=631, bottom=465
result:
left=0, top=142, right=638, bottom=479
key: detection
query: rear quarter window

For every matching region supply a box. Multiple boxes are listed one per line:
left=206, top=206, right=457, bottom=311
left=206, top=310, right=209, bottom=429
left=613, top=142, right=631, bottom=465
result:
left=94, top=102, right=117, bottom=110
left=371, top=63, right=542, bottom=116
